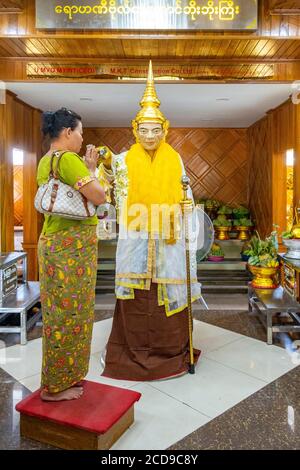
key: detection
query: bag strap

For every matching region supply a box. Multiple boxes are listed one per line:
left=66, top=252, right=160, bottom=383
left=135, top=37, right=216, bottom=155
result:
left=49, top=151, right=69, bottom=179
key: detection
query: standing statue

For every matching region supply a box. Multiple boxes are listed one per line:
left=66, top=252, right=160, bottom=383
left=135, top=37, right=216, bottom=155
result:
left=98, top=61, right=202, bottom=381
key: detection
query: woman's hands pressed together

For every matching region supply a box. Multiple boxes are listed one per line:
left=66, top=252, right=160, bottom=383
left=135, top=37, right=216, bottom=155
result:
left=85, top=144, right=99, bottom=175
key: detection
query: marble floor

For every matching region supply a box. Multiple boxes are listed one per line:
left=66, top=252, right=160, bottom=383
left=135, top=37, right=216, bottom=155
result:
left=0, top=294, right=299, bottom=450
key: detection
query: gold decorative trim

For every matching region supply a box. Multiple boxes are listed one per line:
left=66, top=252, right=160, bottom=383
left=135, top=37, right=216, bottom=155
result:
left=74, top=175, right=95, bottom=190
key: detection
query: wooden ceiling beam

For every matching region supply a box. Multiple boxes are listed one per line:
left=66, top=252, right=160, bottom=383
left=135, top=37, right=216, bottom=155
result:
left=1, top=56, right=299, bottom=64
left=0, top=33, right=299, bottom=40
left=1, top=58, right=299, bottom=83
left=270, top=0, right=300, bottom=15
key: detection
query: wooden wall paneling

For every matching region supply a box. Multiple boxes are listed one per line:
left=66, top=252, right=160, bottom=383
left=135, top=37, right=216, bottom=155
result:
left=272, top=99, right=297, bottom=193
left=271, top=110, right=287, bottom=235
left=270, top=100, right=299, bottom=235
left=0, top=91, right=14, bottom=251
left=0, top=97, right=4, bottom=249
left=13, top=164, right=23, bottom=225
left=270, top=0, right=300, bottom=15
left=0, top=89, right=42, bottom=277
left=83, top=127, right=249, bottom=207
left=0, top=0, right=23, bottom=13
left=22, top=107, right=42, bottom=281
left=293, top=102, right=300, bottom=209
left=248, top=98, right=299, bottom=239
left=248, top=116, right=273, bottom=238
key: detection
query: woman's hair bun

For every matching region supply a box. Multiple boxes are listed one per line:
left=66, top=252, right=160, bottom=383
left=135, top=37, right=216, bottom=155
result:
left=41, top=108, right=81, bottom=139
left=42, top=111, right=55, bottom=136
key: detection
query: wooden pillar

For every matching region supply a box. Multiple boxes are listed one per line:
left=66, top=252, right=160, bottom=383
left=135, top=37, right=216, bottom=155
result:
left=22, top=108, right=42, bottom=281
left=294, top=102, right=300, bottom=210
left=270, top=108, right=287, bottom=235
left=0, top=91, right=14, bottom=252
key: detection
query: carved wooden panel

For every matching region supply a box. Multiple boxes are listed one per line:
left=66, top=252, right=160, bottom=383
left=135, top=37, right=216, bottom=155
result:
left=83, top=127, right=248, bottom=206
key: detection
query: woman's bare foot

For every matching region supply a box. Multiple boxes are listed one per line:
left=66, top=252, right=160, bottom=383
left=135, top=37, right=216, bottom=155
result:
left=40, top=387, right=83, bottom=401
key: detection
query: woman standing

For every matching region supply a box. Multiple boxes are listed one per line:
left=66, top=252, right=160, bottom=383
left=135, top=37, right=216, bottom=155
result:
left=37, top=108, right=105, bottom=401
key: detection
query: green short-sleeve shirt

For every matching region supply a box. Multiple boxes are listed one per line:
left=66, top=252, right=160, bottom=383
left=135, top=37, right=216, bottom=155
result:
left=37, top=151, right=98, bottom=235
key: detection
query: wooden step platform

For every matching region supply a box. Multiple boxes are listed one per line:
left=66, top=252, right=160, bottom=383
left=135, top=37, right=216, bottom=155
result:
left=15, top=380, right=141, bottom=450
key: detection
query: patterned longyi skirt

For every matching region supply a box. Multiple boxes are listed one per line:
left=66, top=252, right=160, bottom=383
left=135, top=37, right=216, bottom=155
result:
left=38, top=225, right=97, bottom=393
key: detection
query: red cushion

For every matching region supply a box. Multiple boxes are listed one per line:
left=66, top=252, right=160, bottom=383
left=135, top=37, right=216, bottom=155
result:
left=15, top=380, right=141, bottom=434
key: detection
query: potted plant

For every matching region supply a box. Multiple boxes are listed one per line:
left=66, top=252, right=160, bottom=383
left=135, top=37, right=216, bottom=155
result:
left=241, top=240, right=251, bottom=261
left=244, top=231, right=279, bottom=289
left=281, top=229, right=300, bottom=259
left=233, top=218, right=254, bottom=240
left=217, top=205, right=232, bottom=216
left=207, top=243, right=224, bottom=262
left=213, top=215, right=232, bottom=240
left=203, top=199, right=220, bottom=220
left=232, top=206, right=249, bottom=219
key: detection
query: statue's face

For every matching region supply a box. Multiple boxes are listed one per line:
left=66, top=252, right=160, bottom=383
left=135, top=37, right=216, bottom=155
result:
left=137, top=122, right=164, bottom=151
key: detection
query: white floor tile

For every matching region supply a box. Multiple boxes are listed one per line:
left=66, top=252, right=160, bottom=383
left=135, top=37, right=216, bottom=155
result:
left=205, top=336, right=298, bottom=382
left=111, top=383, right=210, bottom=450
left=19, top=373, right=41, bottom=392
left=1, top=315, right=298, bottom=450
left=0, top=338, right=42, bottom=381
left=150, top=357, right=266, bottom=419
left=91, top=318, right=112, bottom=354
left=86, top=355, right=139, bottom=389
left=193, top=320, right=242, bottom=354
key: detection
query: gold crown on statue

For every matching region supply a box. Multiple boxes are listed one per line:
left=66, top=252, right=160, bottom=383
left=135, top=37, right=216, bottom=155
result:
left=132, top=60, right=169, bottom=137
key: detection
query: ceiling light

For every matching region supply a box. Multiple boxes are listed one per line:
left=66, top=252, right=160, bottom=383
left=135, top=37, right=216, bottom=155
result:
left=80, top=98, right=93, bottom=101
left=216, top=98, right=230, bottom=101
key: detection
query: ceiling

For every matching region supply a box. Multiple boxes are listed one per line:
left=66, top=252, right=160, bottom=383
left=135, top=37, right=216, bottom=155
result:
left=0, top=37, right=299, bottom=61
left=6, top=81, right=293, bottom=128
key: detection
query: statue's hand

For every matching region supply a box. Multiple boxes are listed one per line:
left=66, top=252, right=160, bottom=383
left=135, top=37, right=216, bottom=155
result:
left=96, top=146, right=112, bottom=170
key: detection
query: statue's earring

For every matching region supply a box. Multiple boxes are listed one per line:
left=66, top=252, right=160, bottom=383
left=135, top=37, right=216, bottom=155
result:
left=132, top=120, right=140, bottom=143
left=163, top=120, right=169, bottom=141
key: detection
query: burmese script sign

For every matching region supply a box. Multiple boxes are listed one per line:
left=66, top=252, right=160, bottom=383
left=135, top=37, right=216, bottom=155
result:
left=1, top=263, right=18, bottom=297
left=26, top=63, right=274, bottom=80
left=35, top=0, right=258, bottom=30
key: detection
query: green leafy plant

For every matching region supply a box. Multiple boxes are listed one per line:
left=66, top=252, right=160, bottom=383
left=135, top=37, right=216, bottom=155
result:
left=241, top=240, right=251, bottom=254
left=209, top=243, right=224, bottom=257
left=213, top=215, right=232, bottom=227
left=195, top=198, right=206, bottom=206
left=205, top=199, right=220, bottom=209
left=217, top=205, right=232, bottom=215
left=244, top=231, right=279, bottom=267
left=282, top=230, right=293, bottom=239
left=232, top=206, right=249, bottom=218
left=233, top=218, right=253, bottom=227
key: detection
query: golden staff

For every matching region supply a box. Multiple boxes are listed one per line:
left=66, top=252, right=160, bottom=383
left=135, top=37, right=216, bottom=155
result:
left=180, top=175, right=195, bottom=374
